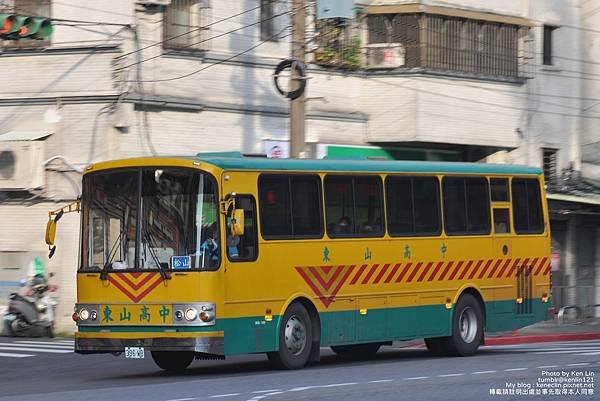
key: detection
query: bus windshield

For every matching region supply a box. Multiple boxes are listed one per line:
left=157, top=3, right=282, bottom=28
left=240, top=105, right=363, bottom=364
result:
left=81, top=168, right=220, bottom=272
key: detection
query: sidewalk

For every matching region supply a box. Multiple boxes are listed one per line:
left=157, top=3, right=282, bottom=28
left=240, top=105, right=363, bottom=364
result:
left=485, top=317, right=600, bottom=346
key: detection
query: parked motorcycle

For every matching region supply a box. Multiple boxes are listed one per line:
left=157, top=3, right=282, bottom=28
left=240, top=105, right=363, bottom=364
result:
left=2, top=273, right=58, bottom=338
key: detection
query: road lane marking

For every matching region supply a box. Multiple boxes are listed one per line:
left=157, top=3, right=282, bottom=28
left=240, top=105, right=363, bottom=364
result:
left=472, top=370, right=497, bottom=374
left=0, top=346, right=71, bottom=353
left=12, top=341, right=73, bottom=348
left=533, top=349, right=600, bottom=355
left=15, top=340, right=73, bottom=345
left=567, top=363, right=590, bottom=366
left=438, top=373, right=464, bottom=377
left=209, top=394, right=240, bottom=398
left=167, top=398, right=197, bottom=401
left=321, top=383, right=357, bottom=388
left=404, top=376, right=429, bottom=380
left=289, top=386, right=317, bottom=392
left=504, top=368, right=528, bottom=371
left=578, top=352, right=600, bottom=356
left=536, top=365, right=559, bottom=369
left=0, top=352, right=34, bottom=358
left=251, top=390, right=281, bottom=394
left=368, top=379, right=393, bottom=383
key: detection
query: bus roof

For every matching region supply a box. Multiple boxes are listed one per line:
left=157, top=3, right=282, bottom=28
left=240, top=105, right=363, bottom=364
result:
left=195, top=153, right=542, bottom=176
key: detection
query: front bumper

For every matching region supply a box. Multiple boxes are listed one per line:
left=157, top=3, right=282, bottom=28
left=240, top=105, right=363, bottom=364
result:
left=75, top=332, right=224, bottom=355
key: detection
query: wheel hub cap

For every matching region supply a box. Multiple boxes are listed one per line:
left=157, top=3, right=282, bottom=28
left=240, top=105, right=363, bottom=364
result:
left=284, top=315, right=306, bottom=355
left=459, top=307, right=477, bottom=343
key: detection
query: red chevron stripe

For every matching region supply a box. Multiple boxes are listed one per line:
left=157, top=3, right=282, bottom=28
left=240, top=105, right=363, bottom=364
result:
left=427, top=262, right=444, bottom=281
left=494, top=259, right=513, bottom=278
left=529, top=257, right=539, bottom=275
left=362, top=264, right=380, bottom=285
left=406, top=262, right=423, bottom=283
left=486, top=259, right=503, bottom=279
left=468, top=259, right=485, bottom=280
left=417, top=262, right=434, bottom=282
left=108, top=274, right=162, bottom=303
left=396, top=263, right=413, bottom=283
left=448, top=261, right=464, bottom=280
left=373, top=264, right=390, bottom=284
left=349, top=264, right=367, bottom=285
left=437, top=261, right=454, bottom=281
left=385, top=263, right=402, bottom=283
left=130, top=272, right=142, bottom=279
left=428, top=261, right=445, bottom=281
left=475, top=259, right=493, bottom=279
left=116, top=273, right=157, bottom=291
left=508, top=258, right=529, bottom=278
left=309, top=265, right=344, bottom=290
left=458, top=260, right=474, bottom=280
left=535, top=257, right=549, bottom=276
left=543, top=260, right=552, bottom=275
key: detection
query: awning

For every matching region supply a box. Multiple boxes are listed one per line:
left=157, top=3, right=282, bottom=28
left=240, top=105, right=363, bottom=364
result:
left=0, top=130, right=53, bottom=141
left=547, top=193, right=600, bottom=206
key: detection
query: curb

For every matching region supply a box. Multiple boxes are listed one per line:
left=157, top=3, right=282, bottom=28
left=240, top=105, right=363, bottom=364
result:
left=485, top=332, right=600, bottom=346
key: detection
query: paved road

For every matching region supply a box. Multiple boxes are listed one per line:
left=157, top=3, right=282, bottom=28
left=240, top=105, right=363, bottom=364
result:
left=0, top=338, right=599, bottom=401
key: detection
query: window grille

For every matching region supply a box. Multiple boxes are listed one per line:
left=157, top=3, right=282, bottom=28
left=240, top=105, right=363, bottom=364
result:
left=163, top=0, right=210, bottom=51
left=543, top=148, right=558, bottom=187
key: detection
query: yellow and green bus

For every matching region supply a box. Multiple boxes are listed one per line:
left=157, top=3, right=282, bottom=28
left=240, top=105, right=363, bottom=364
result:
left=49, top=153, right=551, bottom=370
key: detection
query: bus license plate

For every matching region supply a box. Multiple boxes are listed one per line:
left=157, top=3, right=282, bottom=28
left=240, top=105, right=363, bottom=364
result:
left=125, top=347, right=145, bottom=359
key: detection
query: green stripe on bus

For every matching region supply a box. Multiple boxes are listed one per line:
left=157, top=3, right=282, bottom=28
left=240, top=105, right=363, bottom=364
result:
left=78, top=299, right=549, bottom=354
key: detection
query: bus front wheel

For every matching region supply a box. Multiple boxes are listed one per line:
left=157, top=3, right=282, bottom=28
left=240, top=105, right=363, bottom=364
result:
left=446, top=293, right=484, bottom=356
left=267, top=302, right=312, bottom=369
left=151, top=351, right=194, bottom=371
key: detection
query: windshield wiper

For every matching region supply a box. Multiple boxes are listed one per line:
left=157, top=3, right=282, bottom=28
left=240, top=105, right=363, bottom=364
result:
left=100, top=229, right=126, bottom=281
left=143, top=229, right=171, bottom=280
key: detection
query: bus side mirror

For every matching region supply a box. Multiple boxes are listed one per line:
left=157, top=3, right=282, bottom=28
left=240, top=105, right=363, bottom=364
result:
left=45, top=220, right=57, bottom=246
left=230, top=209, right=245, bottom=236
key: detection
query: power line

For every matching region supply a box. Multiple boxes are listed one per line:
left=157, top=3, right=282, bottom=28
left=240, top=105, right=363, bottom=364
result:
left=116, top=4, right=263, bottom=60
left=115, top=7, right=295, bottom=72
left=125, top=26, right=292, bottom=83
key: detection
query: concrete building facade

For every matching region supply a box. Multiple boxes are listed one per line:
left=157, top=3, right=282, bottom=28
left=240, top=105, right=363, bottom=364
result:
left=0, top=0, right=598, bottom=331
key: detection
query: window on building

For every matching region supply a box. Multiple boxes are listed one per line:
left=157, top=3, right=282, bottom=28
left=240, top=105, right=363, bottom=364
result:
left=386, top=176, right=441, bottom=236
left=366, top=13, right=525, bottom=78
left=542, top=148, right=558, bottom=187
left=325, top=175, right=384, bottom=237
left=164, top=0, right=210, bottom=51
left=442, top=177, right=490, bottom=235
left=512, top=178, right=544, bottom=234
left=259, top=175, right=322, bottom=239
left=1, top=0, right=51, bottom=49
left=543, top=25, right=557, bottom=66
left=260, top=0, right=279, bottom=41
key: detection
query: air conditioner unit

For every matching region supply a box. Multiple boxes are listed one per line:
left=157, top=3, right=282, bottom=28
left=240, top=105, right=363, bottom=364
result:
left=136, top=0, right=171, bottom=6
left=366, top=43, right=406, bottom=69
left=0, top=141, right=45, bottom=190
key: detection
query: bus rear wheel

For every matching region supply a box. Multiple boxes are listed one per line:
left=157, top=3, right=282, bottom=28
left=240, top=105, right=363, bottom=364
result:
left=424, top=337, right=448, bottom=356
left=151, top=351, right=194, bottom=371
left=445, top=293, right=484, bottom=356
left=267, top=302, right=312, bottom=369
left=331, top=343, right=381, bottom=358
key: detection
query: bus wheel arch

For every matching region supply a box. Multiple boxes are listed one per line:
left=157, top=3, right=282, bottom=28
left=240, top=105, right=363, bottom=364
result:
left=268, top=298, right=319, bottom=369
left=457, top=286, right=486, bottom=332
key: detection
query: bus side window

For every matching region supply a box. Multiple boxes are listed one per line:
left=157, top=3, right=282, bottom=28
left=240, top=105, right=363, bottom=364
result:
left=227, top=196, right=258, bottom=261
left=512, top=178, right=544, bottom=234
left=493, top=208, right=511, bottom=234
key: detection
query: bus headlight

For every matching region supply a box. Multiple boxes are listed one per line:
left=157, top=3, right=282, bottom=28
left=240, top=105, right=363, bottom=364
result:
left=79, top=308, right=90, bottom=321
left=184, top=307, right=198, bottom=321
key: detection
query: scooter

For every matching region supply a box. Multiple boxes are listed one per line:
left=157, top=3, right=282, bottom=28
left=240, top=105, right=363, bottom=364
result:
left=3, top=274, right=58, bottom=338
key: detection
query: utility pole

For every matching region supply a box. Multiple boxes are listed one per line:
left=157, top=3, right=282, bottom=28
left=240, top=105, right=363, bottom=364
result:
left=290, top=0, right=306, bottom=158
